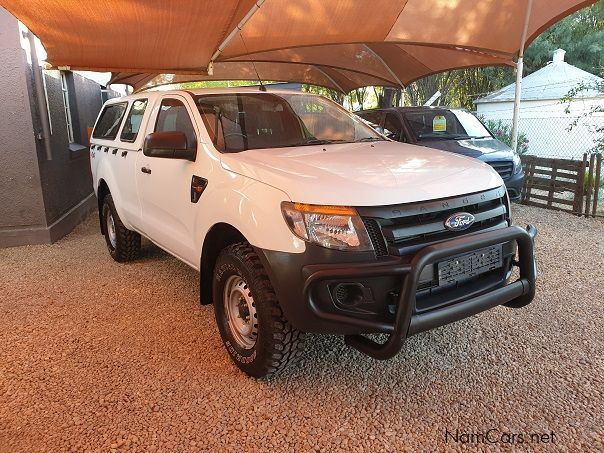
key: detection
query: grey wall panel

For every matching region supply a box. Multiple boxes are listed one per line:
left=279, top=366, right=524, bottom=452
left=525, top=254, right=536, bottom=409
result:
left=0, top=8, right=47, bottom=230
left=72, top=72, right=104, bottom=145
left=34, top=71, right=96, bottom=225
left=1, top=7, right=108, bottom=246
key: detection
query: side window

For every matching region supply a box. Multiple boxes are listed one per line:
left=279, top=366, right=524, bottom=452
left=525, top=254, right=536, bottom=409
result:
left=154, top=98, right=197, bottom=150
left=60, top=71, right=75, bottom=143
left=358, top=111, right=383, bottom=131
left=92, top=103, right=127, bottom=140
left=383, top=113, right=403, bottom=141
left=120, top=99, right=148, bottom=142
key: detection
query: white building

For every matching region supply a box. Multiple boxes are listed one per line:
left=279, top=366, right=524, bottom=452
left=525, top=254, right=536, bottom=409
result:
left=475, top=49, right=604, bottom=159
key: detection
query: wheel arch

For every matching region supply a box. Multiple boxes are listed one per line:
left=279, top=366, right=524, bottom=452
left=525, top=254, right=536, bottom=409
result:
left=200, top=222, right=247, bottom=305
left=97, top=179, right=110, bottom=234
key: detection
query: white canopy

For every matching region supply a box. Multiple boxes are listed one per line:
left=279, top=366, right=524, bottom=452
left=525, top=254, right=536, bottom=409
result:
left=1, top=0, right=596, bottom=92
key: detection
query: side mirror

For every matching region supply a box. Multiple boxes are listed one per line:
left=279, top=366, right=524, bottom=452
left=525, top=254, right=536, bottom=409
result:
left=143, top=131, right=196, bottom=161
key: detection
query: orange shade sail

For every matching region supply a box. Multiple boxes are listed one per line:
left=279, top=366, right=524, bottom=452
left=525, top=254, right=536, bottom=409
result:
left=1, top=0, right=596, bottom=91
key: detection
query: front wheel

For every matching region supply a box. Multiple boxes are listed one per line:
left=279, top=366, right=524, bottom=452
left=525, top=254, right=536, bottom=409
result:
left=101, top=194, right=141, bottom=262
left=213, top=242, right=305, bottom=378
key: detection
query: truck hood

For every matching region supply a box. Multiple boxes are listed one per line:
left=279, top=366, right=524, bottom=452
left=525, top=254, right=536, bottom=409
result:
left=220, top=141, right=503, bottom=206
left=419, top=137, right=514, bottom=161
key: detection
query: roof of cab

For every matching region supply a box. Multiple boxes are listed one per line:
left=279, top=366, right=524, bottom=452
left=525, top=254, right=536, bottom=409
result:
left=357, top=106, right=468, bottom=114
left=104, top=86, right=310, bottom=104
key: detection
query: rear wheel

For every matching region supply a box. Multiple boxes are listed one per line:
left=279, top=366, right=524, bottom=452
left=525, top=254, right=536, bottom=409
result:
left=101, top=194, right=141, bottom=262
left=213, top=242, right=305, bottom=378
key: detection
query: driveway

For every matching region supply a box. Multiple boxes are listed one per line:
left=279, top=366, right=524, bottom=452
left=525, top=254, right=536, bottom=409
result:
left=0, top=205, right=602, bottom=452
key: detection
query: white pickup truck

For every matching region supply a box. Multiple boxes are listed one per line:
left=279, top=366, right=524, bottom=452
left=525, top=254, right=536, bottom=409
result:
left=90, top=88, right=537, bottom=378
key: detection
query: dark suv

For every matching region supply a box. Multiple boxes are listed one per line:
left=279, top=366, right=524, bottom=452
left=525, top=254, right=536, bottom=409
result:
left=357, top=107, right=524, bottom=200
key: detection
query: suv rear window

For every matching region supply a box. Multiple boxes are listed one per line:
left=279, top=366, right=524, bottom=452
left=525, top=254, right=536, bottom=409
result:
left=93, top=103, right=127, bottom=140
left=120, top=99, right=148, bottom=142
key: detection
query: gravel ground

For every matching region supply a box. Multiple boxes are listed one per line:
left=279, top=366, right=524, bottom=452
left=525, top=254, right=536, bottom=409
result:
left=0, top=204, right=603, bottom=452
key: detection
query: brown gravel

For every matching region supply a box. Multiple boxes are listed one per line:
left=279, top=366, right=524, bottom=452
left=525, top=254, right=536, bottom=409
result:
left=0, top=204, right=603, bottom=452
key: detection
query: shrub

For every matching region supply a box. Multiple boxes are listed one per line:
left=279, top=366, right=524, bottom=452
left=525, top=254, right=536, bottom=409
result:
left=483, top=119, right=530, bottom=155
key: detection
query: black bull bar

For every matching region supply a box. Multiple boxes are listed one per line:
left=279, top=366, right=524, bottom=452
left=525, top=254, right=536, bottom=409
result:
left=303, top=225, right=538, bottom=359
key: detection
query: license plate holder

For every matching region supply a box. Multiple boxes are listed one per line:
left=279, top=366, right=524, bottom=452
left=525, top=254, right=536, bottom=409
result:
left=437, top=245, right=503, bottom=286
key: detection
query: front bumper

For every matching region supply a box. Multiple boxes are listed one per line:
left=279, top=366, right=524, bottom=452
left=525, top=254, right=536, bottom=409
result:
left=504, top=170, right=524, bottom=201
left=256, top=225, right=537, bottom=359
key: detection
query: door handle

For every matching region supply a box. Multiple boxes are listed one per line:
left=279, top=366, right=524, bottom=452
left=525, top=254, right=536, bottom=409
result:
left=141, top=167, right=152, bottom=174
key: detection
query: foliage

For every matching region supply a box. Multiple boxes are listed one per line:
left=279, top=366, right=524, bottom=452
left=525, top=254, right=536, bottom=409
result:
left=400, top=3, right=604, bottom=109
left=583, top=171, right=604, bottom=190
left=482, top=119, right=530, bottom=155
left=523, top=2, right=604, bottom=77
left=301, top=85, right=388, bottom=110
left=162, top=5, right=603, bottom=115
left=177, top=80, right=269, bottom=89
left=302, top=85, right=345, bottom=105
left=562, top=80, right=604, bottom=155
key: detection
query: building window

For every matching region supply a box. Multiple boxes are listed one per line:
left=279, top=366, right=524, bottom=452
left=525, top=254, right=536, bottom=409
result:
left=60, top=71, right=74, bottom=143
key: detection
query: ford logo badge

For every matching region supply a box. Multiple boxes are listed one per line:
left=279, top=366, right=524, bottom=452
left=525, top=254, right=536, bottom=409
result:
left=444, top=212, right=475, bottom=231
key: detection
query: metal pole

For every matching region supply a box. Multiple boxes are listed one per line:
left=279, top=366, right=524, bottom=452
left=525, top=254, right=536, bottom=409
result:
left=25, top=30, right=53, bottom=160
left=511, top=0, right=533, bottom=152
left=363, top=44, right=405, bottom=89
left=208, top=0, right=266, bottom=73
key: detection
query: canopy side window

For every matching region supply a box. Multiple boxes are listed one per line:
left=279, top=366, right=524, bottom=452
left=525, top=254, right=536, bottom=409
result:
left=92, top=102, right=128, bottom=140
left=120, top=99, right=148, bottom=143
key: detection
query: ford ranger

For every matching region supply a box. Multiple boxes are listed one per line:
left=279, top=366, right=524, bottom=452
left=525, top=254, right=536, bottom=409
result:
left=90, top=88, right=537, bottom=378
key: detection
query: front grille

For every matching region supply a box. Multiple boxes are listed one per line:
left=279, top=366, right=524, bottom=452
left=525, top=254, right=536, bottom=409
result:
left=488, top=161, right=514, bottom=180
left=358, top=186, right=509, bottom=257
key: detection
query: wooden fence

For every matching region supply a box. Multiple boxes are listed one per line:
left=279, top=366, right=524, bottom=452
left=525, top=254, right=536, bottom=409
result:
left=521, top=153, right=602, bottom=217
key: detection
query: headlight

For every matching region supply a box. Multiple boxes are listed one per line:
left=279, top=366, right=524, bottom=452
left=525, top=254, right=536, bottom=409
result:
left=513, top=153, right=522, bottom=174
left=281, top=202, right=373, bottom=252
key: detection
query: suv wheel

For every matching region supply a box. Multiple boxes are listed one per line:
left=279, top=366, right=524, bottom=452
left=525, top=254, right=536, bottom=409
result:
left=101, top=194, right=141, bottom=262
left=213, top=242, right=305, bottom=378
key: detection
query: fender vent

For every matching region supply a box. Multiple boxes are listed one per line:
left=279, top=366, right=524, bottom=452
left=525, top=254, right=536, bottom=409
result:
left=362, top=218, right=388, bottom=257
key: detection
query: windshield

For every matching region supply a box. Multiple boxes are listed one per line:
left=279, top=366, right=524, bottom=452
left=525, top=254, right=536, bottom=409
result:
left=403, top=109, right=492, bottom=141
left=194, top=92, right=382, bottom=152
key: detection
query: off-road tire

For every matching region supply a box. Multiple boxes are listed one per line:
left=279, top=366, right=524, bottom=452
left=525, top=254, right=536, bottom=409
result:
left=101, top=194, right=141, bottom=262
left=213, top=242, right=306, bottom=378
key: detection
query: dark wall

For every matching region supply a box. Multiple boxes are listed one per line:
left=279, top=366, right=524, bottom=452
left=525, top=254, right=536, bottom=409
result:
left=0, top=8, right=47, bottom=230
left=33, top=71, right=102, bottom=225
left=1, top=6, right=121, bottom=246
left=70, top=72, right=104, bottom=146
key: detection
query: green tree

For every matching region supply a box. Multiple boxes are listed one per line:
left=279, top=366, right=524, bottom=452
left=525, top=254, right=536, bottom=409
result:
left=563, top=80, right=604, bottom=155
left=168, top=4, right=603, bottom=113
left=524, top=2, right=604, bottom=76
left=482, top=119, right=530, bottom=155
left=402, top=3, right=604, bottom=109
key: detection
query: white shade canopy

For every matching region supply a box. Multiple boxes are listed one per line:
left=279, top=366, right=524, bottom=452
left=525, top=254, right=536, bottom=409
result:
left=1, top=0, right=596, bottom=91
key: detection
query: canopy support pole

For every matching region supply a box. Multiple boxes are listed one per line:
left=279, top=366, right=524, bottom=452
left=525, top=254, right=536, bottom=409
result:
left=363, top=44, right=405, bottom=89
left=208, top=0, right=266, bottom=74
left=511, top=0, right=533, bottom=152
left=314, top=66, right=346, bottom=93
left=25, top=30, right=53, bottom=160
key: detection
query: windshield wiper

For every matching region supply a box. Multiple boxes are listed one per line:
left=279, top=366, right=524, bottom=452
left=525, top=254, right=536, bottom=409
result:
left=355, top=137, right=384, bottom=142
left=297, top=138, right=335, bottom=146
left=296, top=138, right=352, bottom=146
left=449, top=134, right=473, bottom=140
